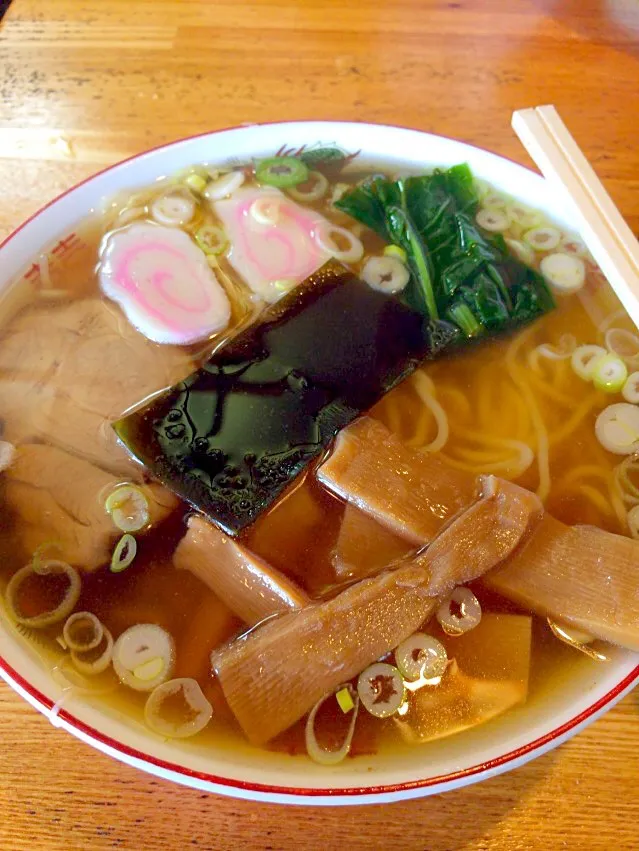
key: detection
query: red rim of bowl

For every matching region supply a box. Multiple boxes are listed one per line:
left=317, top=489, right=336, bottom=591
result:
left=2, top=651, right=638, bottom=798
left=1, top=121, right=638, bottom=800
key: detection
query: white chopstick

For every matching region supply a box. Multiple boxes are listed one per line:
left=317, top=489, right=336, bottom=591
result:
left=512, top=105, right=639, bottom=329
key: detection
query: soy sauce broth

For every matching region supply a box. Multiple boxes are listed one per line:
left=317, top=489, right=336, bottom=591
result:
left=0, top=156, right=629, bottom=761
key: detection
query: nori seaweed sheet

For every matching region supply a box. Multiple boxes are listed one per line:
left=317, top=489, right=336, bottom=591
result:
left=114, top=262, right=431, bottom=535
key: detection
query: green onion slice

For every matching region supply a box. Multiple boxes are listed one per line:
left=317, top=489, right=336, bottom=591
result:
left=71, top=628, right=115, bottom=675
left=111, top=534, right=137, bottom=573
left=6, top=560, right=81, bottom=628
left=336, top=686, right=355, bottom=714
left=523, top=226, right=561, bottom=252
left=145, top=678, right=213, bottom=739
left=184, top=173, right=208, bottom=194
left=383, top=244, right=408, bottom=263
left=195, top=224, right=228, bottom=256
left=436, top=587, right=482, bottom=636
left=571, top=345, right=607, bottom=381
left=63, top=611, right=104, bottom=652
left=591, top=353, right=627, bottom=394
left=113, top=624, right=175, bottom=692
left=622, top=371, right=639, bottom=404
left=105, top=485, right=149, bottom=533
left=540, top=251, right=586, bottom=292
left=255, top=156, right=309, bottom=188
left=357, top=663, right=405, bottom=718
left=395, top=633, right=448, bottom=681
left=305, top=684, right=360, bottom=765
left=595, top=403, right=639, bottom=455
left=287, top=170, right=329, bottom=202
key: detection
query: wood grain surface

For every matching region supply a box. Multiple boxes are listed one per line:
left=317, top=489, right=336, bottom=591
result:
left=1, top=1, right=638, bottom=848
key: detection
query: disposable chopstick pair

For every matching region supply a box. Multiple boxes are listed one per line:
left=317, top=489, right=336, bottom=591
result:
left=512, top=105, right=639, bottom=329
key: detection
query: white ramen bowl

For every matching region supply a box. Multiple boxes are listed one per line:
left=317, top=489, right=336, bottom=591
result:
left=0, top=121, right=637, bottom=806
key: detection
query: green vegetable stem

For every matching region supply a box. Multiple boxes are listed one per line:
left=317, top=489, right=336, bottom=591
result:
left=335, top=163, right=554, bottom=342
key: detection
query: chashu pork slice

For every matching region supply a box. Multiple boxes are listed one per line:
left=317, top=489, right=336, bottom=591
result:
left=0, top=298, right=193, bottom=475
left=4, top=443, right=177, bottom=571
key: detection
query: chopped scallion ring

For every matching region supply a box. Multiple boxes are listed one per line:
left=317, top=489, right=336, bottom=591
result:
left=535, top=333, right=577, bottom=361
left=113, top=624, right=175, bottom=692
left=505, top=203, right=542, bottom=229
left=204, top=170, right=245, bottom=201
left=287, top=170, right=329, bottom=202
left=595, top=403, right=639, bottom=454
left=571, top=345, right=607, bottom=381
left=560, top=237, right=588, bottom=257
left=361, top=255, right=409, bottom=294
left=395, top=633, right=448, bottom=681
left=591, top=354, right=627, bottom=393
left=194, top=224, right=228, bottom=256
left=605, top=328, right=639, bottom=368
left=540, top=252, right=586, bottom=292
left=313, top=222, right=364, bottom=263
left=249, top=196, right=282, bottom=226
left=436, top=587, right=482, bottom=636
left=476, top=208, right=510, bottom=232
left=105, top=485, right=150, bottom=533
left=183, top=173, right=208, bottom=194
left=31, top=541, right=64, bottom=575
left=150, top=191, right=196, bottom=227
left=111, top=534, right=137, bottom=573
left=505, top=238, right=535, bottom=266
left=473, top=179, right=491, bottom=200
left=133, top=656, right=165, bottom=682
left=255, top=156, right=309, bottom=189
left=63, top=612, right=104, bottom=652
left=357, top=662, right=405, bottom=718
left=523, top=226, right=561, bottom=252
left=6, top=560, right=81, bottom=629
left=622, top=371, right=639, bottom=404
left=145, top=678, right=213, bottom=739
left=71, top=628, right=115, bottom=675
left=481, top=192, right=507, bottom=210
left=305, top=685, right=360, bottom=765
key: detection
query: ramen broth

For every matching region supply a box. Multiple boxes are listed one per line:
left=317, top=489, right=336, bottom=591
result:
left=0, top=152, right=634, bottom=762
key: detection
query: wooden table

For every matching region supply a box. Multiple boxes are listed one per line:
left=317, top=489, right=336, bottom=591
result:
left=1, top=1, right=638, bottom=848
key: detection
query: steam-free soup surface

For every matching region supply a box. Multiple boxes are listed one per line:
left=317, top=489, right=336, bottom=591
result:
left=0, top=151, right=634, bottom=763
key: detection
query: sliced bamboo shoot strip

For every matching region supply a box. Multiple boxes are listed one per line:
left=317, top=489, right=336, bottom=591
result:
left=174, top=515, right=309, bottom=626
left=211, top=476, right=542, bottom=744
left=484, top=515, right=639, bottom=650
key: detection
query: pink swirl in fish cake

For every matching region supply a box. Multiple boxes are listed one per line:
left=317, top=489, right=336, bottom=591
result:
left=213, top=187, right=333, bottom=303
left=99, top=223, right=231, bottom=345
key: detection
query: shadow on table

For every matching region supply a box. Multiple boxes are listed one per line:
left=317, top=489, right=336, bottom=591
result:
left=534, top=0, right=639, bottom=61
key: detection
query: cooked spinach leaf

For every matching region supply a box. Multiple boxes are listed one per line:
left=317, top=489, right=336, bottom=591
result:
left=335, top=163, right=554, bottom=341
